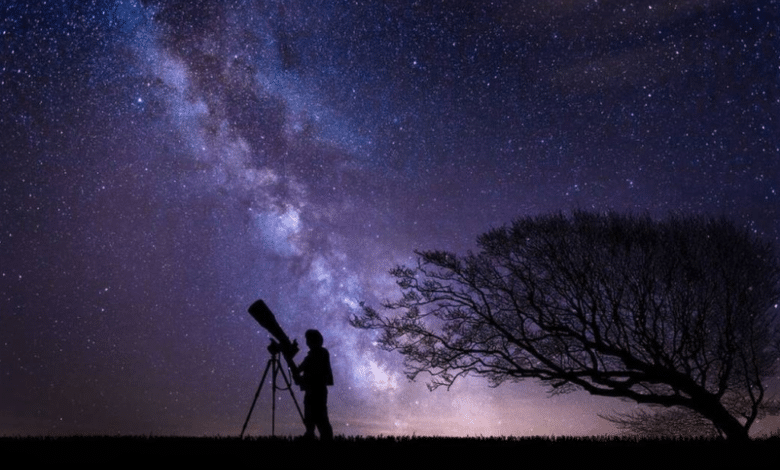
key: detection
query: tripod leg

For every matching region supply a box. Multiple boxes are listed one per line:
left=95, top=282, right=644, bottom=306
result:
left=277, top=362, right=305, bottom=424
left=271, top=357, right=278, bottom=436
left=240, top=358, right=273, bottom=438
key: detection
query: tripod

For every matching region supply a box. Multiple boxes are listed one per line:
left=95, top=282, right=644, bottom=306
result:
left=240, top=342, right=304, bottom=438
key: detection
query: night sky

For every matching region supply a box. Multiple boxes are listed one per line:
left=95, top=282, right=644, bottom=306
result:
left=2, top=0, right=779, bottom=437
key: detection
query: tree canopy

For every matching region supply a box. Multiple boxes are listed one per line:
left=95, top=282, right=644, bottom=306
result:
left=351, top=211, right=780, bottom=441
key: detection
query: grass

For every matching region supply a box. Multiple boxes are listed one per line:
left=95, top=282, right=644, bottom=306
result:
left=2, top=434, right=777, bottom=467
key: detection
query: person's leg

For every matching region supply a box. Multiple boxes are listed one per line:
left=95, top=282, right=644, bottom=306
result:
left=311, top=389, right=332, bottom=441
left=303, top=393, right=316, bottom=438
left=318, top=406, right=333, bottom=441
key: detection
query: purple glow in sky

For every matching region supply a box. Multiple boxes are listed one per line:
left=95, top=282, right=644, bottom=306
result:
left=2, top=0, right=779, bottom=437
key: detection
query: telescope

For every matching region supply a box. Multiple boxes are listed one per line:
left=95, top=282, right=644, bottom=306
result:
left=248, top=299, right=299, bottom=373
left=242, top=299, right=304, bottom=437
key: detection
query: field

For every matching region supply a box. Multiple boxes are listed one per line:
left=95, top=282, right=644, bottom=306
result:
left=2, top=435, right=777, bottom=468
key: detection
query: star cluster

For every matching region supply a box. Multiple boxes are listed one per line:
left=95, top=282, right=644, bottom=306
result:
left=2, top=0, right=779, bottom=437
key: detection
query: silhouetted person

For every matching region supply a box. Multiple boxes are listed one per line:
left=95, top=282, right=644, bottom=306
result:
left=296, top=329, right=333, bottom=441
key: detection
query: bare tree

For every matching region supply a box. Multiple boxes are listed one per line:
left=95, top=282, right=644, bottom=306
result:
left=600, top=407, right=721, bottom=439
left=603, top=391, right=780, bottom=439
left=352, top=212, right=780, bottom=441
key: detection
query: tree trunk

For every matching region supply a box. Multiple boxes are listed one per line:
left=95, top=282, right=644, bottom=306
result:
left=695, top=396, right=750, bottom=442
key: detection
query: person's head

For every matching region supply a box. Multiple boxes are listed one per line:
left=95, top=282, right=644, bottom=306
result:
left=305, top=329, right=324, bottom=349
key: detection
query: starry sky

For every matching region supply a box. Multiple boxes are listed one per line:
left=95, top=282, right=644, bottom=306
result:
left=2, top=0, right=779, bottom=437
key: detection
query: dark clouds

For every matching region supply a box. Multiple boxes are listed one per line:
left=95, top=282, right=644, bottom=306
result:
left=2, top=0, right=779, bottom=436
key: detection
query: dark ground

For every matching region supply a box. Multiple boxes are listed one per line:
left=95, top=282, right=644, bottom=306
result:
left=2, top=435, right=777, bottom=468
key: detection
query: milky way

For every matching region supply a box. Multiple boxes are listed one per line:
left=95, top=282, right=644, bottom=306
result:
left=2, top=0, right=779, bottom=437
